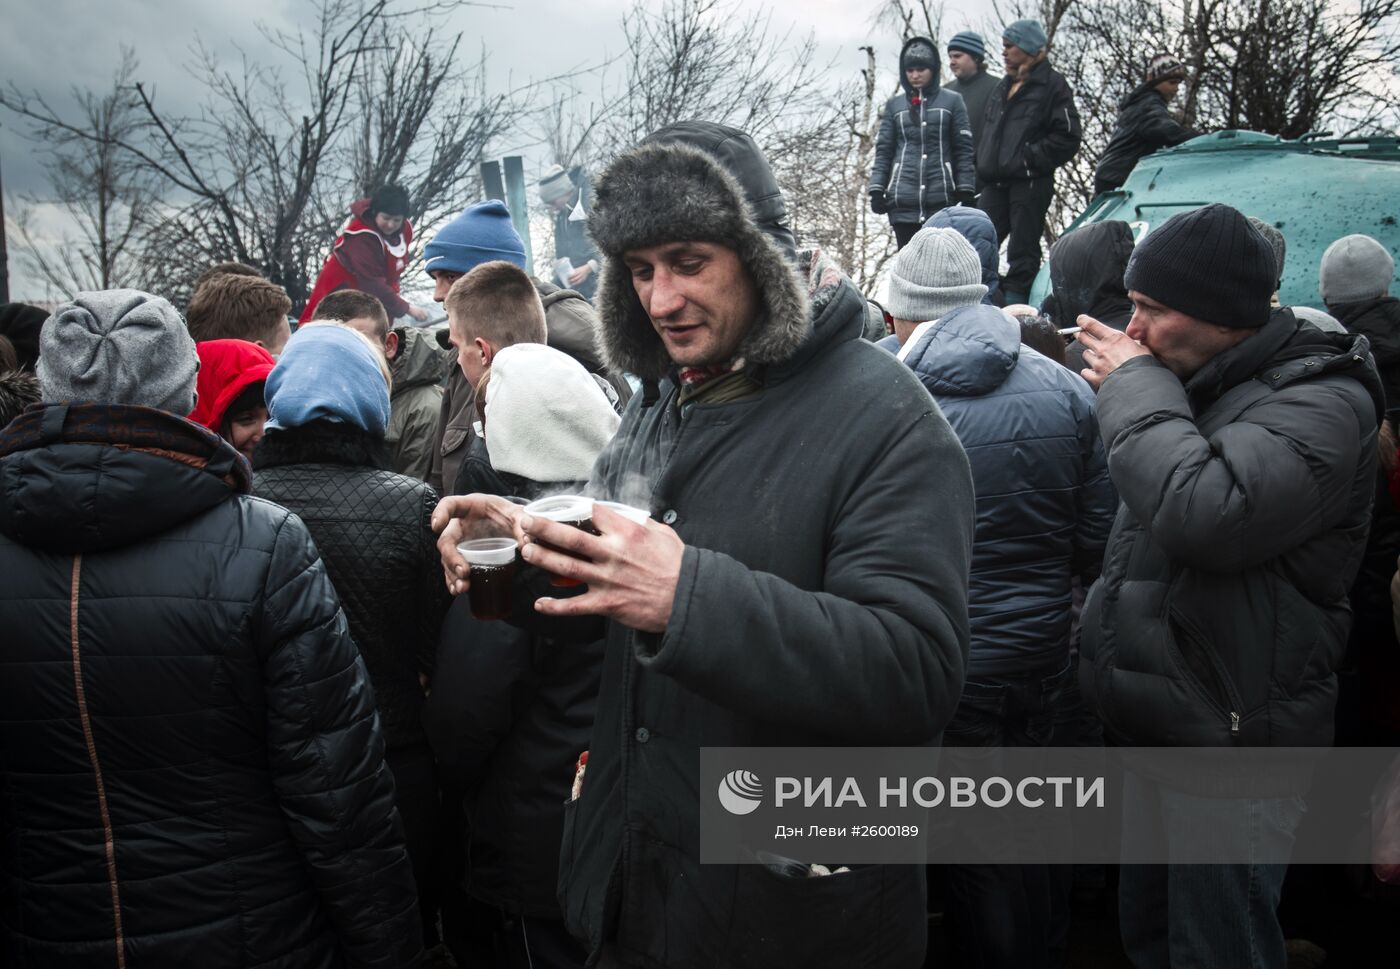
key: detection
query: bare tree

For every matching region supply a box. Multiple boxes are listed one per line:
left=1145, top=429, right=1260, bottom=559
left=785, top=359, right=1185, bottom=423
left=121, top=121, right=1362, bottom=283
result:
left=3, top=50, right=162, bottom=298
left=2, top=0, right=512, bottom=309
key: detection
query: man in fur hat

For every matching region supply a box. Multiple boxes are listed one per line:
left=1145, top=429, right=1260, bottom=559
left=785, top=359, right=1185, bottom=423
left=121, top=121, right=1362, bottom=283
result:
left=433, top=120, right=976, bottom=968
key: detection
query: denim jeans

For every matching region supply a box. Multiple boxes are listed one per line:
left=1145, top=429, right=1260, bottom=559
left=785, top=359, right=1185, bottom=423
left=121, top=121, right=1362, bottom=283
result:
left=1118, top=770, right=1306, bottom=969
left=940, top=663, right=1072, bottom=969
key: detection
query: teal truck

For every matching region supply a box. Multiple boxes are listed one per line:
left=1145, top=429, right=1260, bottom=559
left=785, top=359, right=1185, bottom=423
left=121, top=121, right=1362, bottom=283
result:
left=1029, top=130, right=1400, bottom=311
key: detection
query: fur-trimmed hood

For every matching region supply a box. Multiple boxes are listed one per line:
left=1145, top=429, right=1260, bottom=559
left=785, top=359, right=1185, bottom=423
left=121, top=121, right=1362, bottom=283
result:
left=587, top=122, right=809, bottom=381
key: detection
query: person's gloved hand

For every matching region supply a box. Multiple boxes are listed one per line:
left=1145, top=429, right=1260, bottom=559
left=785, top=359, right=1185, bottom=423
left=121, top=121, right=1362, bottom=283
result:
left=869, top=191, right=890, bottom=215
left=955, top=190, right=977, bottom=206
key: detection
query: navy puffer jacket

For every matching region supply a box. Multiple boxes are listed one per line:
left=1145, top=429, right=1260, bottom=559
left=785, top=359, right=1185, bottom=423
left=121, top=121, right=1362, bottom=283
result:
left=0, top=403, right=421, bottom=969
left=896, top=304, right=1116, bottom=677
left=926, top=204, right=1000, bottom=304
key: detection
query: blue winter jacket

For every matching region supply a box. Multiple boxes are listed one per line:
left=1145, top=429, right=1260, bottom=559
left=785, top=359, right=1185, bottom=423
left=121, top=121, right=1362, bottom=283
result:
left=869, top=38, right=976, bottom=225
left=926, top=204, right=1000, bottom=305
left=893, top=304, right=1116, bottom=678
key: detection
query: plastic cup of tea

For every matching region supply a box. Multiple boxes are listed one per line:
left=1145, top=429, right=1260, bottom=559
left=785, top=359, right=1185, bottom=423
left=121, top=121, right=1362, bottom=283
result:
left=522, top=495, right=597, bottom=587
left=595, top=500, right=650, bottom=525
left=458, top=537, right=519, bottom=620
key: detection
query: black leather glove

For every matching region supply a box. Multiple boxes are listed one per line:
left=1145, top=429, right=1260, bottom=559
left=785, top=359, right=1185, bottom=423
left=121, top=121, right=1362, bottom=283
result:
left=869, top=191, right=890, bottom=215
left=955, top=190, right=977, bottom=206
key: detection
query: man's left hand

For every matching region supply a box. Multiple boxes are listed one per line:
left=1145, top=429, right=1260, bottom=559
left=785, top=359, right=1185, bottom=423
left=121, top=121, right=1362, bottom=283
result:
left=567, top=263, right=595, bottom=287
left=1075, top=314, right=1149, bottom=389
left=521, top=503, right=684, bottom=634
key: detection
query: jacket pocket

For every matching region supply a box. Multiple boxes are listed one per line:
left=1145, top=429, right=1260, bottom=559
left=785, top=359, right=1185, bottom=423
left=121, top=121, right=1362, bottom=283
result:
left=1167, top=606, right=1246, bottom=737
left=726, top=861, right=925, bottom=968
left=440, top=426, right=468, bottom=459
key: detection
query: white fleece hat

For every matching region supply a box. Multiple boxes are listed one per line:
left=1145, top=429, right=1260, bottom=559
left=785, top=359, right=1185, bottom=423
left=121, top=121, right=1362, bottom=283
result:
left=484, top=343, right=620, bottom=483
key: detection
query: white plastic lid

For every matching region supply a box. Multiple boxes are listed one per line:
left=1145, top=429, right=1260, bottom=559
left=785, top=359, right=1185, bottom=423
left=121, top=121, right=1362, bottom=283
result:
left=458, top=537, right=518, bottom=566
left=596, top=500, right=650, bottom=524
left=523, top=494, right=594, bottom=522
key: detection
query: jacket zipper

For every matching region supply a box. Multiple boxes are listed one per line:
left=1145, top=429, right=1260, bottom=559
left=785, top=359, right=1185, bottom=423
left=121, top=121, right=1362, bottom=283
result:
left=69, top=554, right=128, bottom=968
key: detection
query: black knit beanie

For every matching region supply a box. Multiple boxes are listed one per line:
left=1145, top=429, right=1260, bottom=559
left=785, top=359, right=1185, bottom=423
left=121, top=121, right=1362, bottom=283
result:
left=369, top=184, right=410, bottom=218
left=1123, top=204, right=1277, bottom=328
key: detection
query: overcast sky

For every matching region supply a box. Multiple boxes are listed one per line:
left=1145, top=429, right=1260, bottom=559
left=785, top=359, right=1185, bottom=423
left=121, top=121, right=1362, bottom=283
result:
left=1, top=0, right=1000, bottom=300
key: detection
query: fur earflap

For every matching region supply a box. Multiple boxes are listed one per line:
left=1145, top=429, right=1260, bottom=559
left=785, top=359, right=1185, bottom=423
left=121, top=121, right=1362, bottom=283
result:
left=589, top=140, right=810, bottom=380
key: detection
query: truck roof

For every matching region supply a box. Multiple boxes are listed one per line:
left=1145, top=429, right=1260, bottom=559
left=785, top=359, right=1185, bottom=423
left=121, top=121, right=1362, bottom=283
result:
left=1030, top=130, right=1400, bottom=312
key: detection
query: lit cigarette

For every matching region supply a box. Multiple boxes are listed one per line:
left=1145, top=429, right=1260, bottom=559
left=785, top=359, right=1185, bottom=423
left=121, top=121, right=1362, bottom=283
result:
left=1058, top=326, right=1082, bottom=336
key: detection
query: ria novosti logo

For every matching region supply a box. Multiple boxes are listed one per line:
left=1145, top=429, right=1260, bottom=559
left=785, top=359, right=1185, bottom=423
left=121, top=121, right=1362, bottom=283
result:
left=717, top=770, right=764, bottom=815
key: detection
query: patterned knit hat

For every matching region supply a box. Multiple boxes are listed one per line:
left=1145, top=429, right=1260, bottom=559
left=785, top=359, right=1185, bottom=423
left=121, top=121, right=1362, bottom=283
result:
left=1146, top=53, right=1187, bottom=84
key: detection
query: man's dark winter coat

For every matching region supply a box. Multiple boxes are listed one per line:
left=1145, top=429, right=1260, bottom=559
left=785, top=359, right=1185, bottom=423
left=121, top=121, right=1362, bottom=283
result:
left=1331, top=295, right=1400, bottom=413
left=388, top=325, right=451, bottom=481
left=869, top=37, right=976, bottom=225
left=977, top=57, right=1082, bottom=184
left=1093, top=84, right=1196, bottom=193
left=1081, top=311, right=1383, bottom=747
left=426, top=468, right=603, bottom=920
left=943, top=68, right=1002, bottom=160
left=896, top=303, right=1115, bottom=678
left=0, top=403, right=421, bottom=968
left=253, top=420, right=449, bottom=750
left=552, top=260, right=974, bottom=969
left=1041, top=220, right=1136, bottom=372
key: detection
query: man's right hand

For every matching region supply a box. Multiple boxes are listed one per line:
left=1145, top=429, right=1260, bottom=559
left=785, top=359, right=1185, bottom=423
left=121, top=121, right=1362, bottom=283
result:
left=432, top=494, right=526, bottom=595
left=869, top=191, right=890, bottom=215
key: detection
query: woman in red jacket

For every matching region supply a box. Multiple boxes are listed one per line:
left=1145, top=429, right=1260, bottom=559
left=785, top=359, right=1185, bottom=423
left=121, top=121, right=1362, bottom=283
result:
left=301, top=184, right=428, bottom=324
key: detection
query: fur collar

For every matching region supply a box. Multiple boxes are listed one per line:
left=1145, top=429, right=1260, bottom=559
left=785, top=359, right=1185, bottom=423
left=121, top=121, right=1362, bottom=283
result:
left=253, top=419, right=394, bottom=472
left=588, top=140, right=810, bottom=381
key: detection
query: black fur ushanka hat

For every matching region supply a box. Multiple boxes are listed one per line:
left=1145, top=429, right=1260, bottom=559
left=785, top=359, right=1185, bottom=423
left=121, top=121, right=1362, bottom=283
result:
left=587, top=123, right=810, bottom=381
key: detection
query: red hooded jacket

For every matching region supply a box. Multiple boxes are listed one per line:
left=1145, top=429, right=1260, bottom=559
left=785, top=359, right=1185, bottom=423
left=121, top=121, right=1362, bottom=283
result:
left=301, top=198, right=414, bottom=322
left=189, top=339, right=275, bottom=433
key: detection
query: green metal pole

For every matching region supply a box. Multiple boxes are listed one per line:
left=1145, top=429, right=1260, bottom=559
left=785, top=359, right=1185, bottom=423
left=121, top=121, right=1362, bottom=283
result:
left=502, top=155, right=533, bottom=275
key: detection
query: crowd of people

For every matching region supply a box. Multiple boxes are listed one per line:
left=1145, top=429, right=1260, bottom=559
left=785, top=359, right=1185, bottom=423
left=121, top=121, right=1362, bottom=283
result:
left=1, top=16, right=1399, bottom=969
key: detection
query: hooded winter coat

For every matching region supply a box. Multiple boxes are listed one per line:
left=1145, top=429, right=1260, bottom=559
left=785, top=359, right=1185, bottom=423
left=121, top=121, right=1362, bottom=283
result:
left=1041, top=220, right=1136, bottom=372
left=926, top=203, right=1001, bottom=304
left=1093, top=84, right=1196, bottom=193
left=0, top=403, right=421, bottom=968
left=869, top=37, right=976, bottom=225
left=1330, top=296, right=1400, bottom=413
left=553, top=127, right=975, bottom=969
left=387, top=325, right=451, bottom=481
left=1081, top=310, right=1383, bottom=747
left=896, top=304, right=1115, bottom=678
left=302, top=198, right=414, bottom=321
left=977, top=57, right=1082, bottom=184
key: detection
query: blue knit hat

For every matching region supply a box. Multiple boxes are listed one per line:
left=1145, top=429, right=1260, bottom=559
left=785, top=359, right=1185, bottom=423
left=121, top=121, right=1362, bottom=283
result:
left=947, top=31, right=987, bottom=62
left=1004, top=19, right=1048, bottom=56
left=264, top=324, right=390, bottom=435
left=422, top=200, right=527, bottom=278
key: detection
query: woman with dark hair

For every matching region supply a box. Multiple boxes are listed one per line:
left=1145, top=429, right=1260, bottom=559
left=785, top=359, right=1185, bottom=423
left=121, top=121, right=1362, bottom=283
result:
left=251, top=323, right=450, bottom=952
left=188, top=339, right=275, bottom=460
left=301, top=183, right=427, bottom=323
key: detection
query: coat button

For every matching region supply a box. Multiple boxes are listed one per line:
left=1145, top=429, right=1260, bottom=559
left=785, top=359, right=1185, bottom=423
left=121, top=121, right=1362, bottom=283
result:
left=922, top=153, right=928, bottom=160
left=635, top=727, right=651, bottom=743
left=919, top=184, right=926, bottom=191
left=661, top=509, right=678, bottom=525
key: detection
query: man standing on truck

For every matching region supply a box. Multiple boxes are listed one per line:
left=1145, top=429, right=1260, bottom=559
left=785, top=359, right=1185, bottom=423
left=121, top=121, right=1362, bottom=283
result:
left=976, top=19, right=1081, bottom=306
left=1094, top=54, right=1197, bottom=196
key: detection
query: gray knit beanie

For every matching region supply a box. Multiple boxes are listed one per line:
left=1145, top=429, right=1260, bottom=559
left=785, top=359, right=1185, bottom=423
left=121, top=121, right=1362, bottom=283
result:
left=37, top=289, right=199, bottom=414
left=886, top=226, right=987, bottom=322
left=538, top=165, right=575, bottom=205
left=1320, top=234, right=1394, bottom=305
left=1246, top=217, right=1286, bottom=288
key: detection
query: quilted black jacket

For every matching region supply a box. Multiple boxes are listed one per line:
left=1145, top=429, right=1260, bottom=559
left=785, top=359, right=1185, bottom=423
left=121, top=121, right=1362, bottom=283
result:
left=0, top=403, right=421, bottom=968
left=254, top=421, right=449, bottom=752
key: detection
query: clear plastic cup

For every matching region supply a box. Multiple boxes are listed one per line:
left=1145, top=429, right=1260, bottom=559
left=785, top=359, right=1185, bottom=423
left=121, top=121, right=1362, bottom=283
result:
left=523, top=495, right=597, bottom=587
left=458, top=537, right=519, bottom=620
left=596, top=500, right=650, bottom=524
